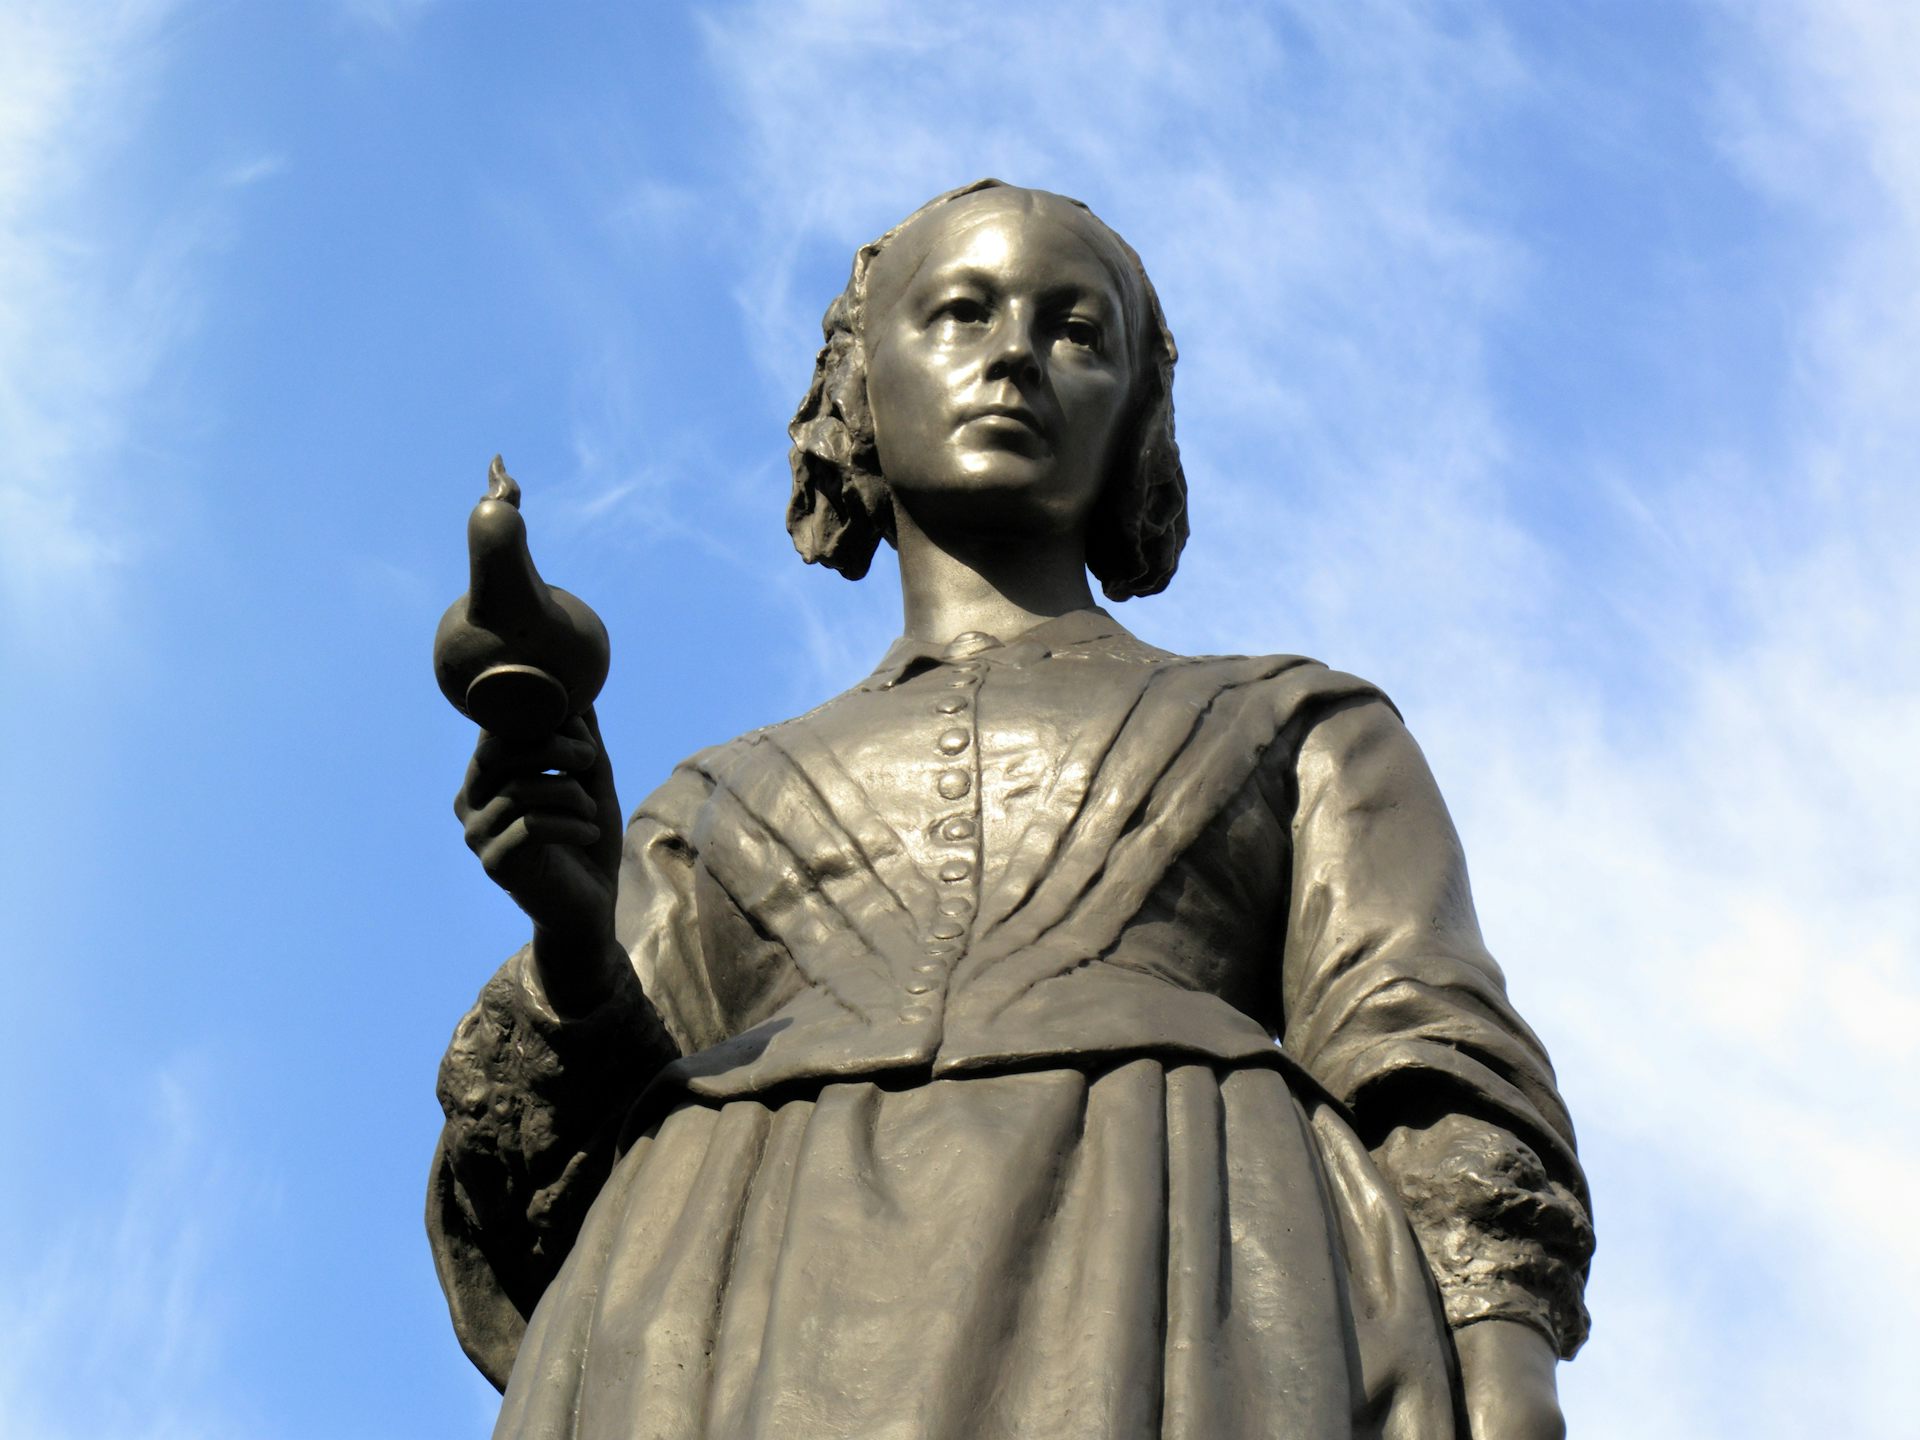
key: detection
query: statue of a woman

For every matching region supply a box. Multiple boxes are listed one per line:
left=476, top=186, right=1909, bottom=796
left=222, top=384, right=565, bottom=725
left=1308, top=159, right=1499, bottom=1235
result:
left=430, top=181, right=1592, bottom=1439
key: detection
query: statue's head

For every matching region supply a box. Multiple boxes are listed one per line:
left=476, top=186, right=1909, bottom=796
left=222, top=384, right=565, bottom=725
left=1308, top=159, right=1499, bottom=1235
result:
left=787, top=180, right=1187, bottom=600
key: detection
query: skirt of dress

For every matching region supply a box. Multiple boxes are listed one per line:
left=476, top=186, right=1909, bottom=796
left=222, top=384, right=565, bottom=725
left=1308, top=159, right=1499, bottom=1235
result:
left=494, top=1059, right=1461, bottom=1440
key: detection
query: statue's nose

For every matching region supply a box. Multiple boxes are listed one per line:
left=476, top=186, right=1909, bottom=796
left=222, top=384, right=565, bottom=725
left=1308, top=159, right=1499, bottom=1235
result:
left=983, top=313, right=1042, bottom=386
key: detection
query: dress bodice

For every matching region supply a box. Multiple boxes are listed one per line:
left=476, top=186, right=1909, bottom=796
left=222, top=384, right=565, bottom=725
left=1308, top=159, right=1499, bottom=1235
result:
left=622, top=609, right=1382, bottom=1104
left=771, top=608, right=1285, bottom=1030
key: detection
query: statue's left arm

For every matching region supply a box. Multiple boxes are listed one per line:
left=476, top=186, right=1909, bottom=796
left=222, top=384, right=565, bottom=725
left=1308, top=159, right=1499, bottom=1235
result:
left=1277, top=694, right=1593, bottom=1395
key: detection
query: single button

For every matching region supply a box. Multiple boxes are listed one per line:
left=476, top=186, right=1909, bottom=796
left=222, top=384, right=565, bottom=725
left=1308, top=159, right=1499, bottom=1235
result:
left=929, top=919, right=966, bottom=940
left=904, top=979, right=934, bottom=995
left=934, top=694, right=969, bottom=714
left=938, top=896, right=973, bottom=917
left=938, top=858, right=972, bottom=882
left=937, top=727, right=971, bottom=755
left=939, top=816, right=976, bottom=841
left=901, top=1004, right=934, bottom=1023
left=936, top=769, right=971, bottom=799
left=943, top=631, right=1001, bottom=660
left=914, top=959, right=945, bottom=975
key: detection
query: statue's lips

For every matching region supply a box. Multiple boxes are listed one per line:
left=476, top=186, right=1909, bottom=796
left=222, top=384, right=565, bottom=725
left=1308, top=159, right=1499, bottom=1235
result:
left=958, top=406, right=1047, bottom=445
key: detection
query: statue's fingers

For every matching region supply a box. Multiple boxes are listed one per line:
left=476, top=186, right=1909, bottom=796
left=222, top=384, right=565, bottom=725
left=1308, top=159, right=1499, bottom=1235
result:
left=520, top=811, right=602, bottom=847
left=456, top=748, right=498, bottom=818
left=469, top=730, right=598, bottom=797
left=462, top=783, right=598, bottom=855
left=577, top=708, right=614, bottom=773
left=496, top=774, right=598, bottom=819
left=477, top=813, right=602, bottom=882
left=461, top=792, right=518, bottom=852
left=537, top=727, right=599, bottom=771
left=551, top=717, right=606, bottom=779
left=474, top=728, right=598, bottom=773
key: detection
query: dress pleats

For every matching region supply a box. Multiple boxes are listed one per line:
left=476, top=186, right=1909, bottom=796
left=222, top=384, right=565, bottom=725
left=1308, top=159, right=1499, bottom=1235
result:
left=494, top=1062, right=1458, bottom=1440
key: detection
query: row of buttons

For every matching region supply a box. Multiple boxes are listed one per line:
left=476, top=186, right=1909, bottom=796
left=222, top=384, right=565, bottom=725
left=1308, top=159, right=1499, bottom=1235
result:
left=906, top=651, right=987, bottom=1023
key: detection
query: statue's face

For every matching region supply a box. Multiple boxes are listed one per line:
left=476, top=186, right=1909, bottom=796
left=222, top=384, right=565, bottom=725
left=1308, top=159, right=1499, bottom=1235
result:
left=864, top=191, right=1136, bottom=543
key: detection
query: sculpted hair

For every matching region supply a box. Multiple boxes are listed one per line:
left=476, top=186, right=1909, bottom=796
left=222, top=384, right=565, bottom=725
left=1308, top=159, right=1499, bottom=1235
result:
left=785, top=179, right=1189, bottom=599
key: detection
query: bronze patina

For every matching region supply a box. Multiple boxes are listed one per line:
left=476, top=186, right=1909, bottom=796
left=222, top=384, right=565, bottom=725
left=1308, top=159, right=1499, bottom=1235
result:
left=430, top=181, right=1592, bottom=1439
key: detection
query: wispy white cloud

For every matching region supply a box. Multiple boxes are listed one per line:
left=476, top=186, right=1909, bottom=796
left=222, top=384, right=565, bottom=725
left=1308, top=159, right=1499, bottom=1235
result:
left=0, top=0, right=196, bottom=651
left=1524, top=4, right=1920, bottom=1428
left=0, top=1059, right=266, bottom=1440
left=0, top=1, right=276, bottom=662
left=218, top=151, right=287, bottom=189
left=609, top=176, right=701, bottom=239
left=699, top=1, right=1919, bottom=1433
left=337, top=0, right=438, bottom=41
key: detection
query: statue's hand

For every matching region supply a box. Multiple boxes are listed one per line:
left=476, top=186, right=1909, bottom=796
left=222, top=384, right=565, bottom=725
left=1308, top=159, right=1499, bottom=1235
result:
left=1455, top=1319, right=1565, bottom=1440
left=454, top=708, right=625, bottom=1016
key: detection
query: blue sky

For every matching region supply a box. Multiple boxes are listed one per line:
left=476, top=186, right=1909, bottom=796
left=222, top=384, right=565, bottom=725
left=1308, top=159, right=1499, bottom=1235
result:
left=3, top=2, right=1916, bottom=1435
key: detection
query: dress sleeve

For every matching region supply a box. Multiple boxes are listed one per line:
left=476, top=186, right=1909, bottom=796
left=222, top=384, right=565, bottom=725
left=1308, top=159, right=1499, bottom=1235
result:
left=426, top=762, right=712, bottom=1389
left=1275, top=695, right=1594, bottom=1358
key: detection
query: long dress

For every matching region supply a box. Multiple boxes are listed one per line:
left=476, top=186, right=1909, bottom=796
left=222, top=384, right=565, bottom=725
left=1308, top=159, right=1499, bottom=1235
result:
left=429, top=608, right=1593, bottom=1439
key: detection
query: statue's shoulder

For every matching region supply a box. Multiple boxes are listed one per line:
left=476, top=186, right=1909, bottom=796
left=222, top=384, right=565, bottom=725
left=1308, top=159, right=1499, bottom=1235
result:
left=1140, top=643, right=1397, bottom=711
left=647, top=693, right=839, bottom=794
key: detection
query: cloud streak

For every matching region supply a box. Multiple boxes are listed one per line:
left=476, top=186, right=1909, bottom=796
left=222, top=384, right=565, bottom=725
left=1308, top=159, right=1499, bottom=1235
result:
left=0, top=0, right=225, bottom=656
left=0, top=1060, right=264, bottom=1440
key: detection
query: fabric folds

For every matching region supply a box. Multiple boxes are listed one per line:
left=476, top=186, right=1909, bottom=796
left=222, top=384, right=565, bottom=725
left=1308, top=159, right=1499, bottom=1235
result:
left=494, top=1062, right=1459, bottom=1440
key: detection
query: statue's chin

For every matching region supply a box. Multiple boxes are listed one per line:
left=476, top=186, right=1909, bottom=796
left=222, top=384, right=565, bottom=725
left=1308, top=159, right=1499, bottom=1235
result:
left=887, top=446, right=1101, bottom=540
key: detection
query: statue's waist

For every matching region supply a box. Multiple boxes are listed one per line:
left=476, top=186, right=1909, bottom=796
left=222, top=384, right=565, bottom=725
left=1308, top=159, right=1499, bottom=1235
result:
left=629, top=969, right=1331, bottom=1130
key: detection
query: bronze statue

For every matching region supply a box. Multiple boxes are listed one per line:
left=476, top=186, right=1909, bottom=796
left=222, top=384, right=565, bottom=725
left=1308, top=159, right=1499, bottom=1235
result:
left=429, top=180, right=1592, bottom=1439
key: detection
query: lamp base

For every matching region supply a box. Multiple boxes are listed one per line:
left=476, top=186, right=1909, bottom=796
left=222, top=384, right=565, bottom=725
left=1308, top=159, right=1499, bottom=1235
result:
left=465, top=664, right=570, bottom=739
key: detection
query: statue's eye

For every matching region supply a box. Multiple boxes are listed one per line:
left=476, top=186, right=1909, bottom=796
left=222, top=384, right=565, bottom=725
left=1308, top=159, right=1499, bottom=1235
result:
left=937, top=297, right=989, bottom=326
left=1062, top=317, right=1102, bottom=350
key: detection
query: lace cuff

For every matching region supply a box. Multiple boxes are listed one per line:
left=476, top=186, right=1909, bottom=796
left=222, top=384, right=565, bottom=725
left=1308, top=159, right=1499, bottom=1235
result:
left=436, top=947, right=666, bottom=1264
left=1374, top=1113, right=1594, bottom=1358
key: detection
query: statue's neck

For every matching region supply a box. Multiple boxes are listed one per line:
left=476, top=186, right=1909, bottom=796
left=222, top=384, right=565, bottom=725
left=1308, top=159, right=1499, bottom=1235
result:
left=893, top=508, right=1098, bottom=646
